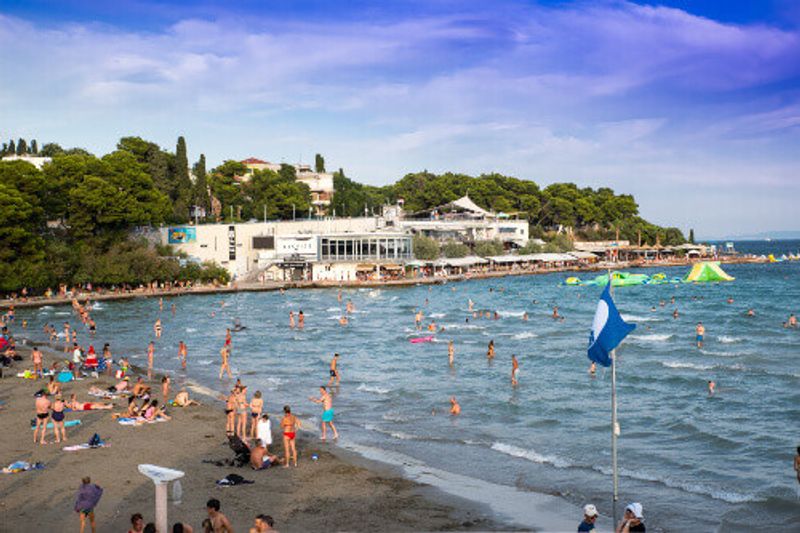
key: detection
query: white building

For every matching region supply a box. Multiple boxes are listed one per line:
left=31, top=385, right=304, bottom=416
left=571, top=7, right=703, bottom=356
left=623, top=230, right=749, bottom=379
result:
left=238, top=158, right=334, bottom=215
left=1, top=154, right=52, bottom=169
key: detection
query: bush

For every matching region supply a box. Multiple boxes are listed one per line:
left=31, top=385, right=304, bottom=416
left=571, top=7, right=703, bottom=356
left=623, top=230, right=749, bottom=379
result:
left=442, top=240, right=469, bottom=258
left=544, top=233, right=573, bottom=252
left=412, top=235, right=440, bottom=260
left=518, top=240, right=543, bottom=254
left=474, top=239, right=504, bottom=257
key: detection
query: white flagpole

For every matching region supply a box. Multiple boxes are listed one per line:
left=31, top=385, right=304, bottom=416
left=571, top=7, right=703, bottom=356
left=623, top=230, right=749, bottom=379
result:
left=609, top=269, right=619, bottom=527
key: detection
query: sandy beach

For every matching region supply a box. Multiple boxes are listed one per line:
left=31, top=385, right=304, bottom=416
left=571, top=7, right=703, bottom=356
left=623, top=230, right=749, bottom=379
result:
left=0, top=342, right=514, bottom=532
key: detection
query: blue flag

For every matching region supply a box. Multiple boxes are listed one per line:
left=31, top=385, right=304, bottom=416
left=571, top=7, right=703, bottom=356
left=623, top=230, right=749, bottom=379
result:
left=588, top=281, right=636, bottom=367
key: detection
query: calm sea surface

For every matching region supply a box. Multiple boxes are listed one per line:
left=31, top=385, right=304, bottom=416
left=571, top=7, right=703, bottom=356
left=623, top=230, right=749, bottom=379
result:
left=18, top=240, right=800, bottom=531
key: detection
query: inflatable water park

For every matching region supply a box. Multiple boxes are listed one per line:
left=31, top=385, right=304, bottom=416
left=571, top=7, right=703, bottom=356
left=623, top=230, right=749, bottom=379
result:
left=563, top=261, right=734, bottom=287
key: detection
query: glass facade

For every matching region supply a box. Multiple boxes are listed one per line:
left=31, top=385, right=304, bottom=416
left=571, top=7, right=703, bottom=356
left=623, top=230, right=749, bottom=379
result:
left=319, top=235, right=412, bottom=261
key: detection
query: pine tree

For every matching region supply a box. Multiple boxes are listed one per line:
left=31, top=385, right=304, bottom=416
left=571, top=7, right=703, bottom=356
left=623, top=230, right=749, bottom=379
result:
left=192, top=153, right=210, bottom=216
left=315, top=153, right=325, bottom=173
left=16, top=138, right=27, bottom=155
left=30, top=139, right=38, bottom=155
left=8, top=139, right=15, bottom=155
left=1, top=143, right=6, bottom=156
left=171, top=136, right=193, bottom=222
left=689, top=228, right=695, bottom=244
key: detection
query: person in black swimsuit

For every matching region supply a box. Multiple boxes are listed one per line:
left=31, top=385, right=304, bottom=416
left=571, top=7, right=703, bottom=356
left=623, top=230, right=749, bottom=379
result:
left=52, top=396, right=67, bottom=443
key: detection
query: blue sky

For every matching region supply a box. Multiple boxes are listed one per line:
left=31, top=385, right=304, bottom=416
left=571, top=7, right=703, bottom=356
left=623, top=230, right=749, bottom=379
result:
left=1, top=0, right=799, bottom=237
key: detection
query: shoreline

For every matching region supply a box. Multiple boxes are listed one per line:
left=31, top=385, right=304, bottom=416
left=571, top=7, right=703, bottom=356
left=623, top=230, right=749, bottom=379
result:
left=0, top=340, right=545, bottom=532
left=0, top=256, right=761, bottom=310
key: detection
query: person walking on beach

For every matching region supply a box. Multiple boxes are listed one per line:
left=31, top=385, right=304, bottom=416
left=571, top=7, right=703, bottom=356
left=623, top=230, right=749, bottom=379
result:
left=281, top=405, right=301, bottom=467
left=161, top=376, right=171, bottom=403
left=219, top=346, right=232, bottom=379
left=310, top=386, right=338, bottom=440
left=147, top=341, right=155, bottom=379
left=250, top=391, right=263, bottom=439
left=33, top=393, right=51, bottom=445
left=511, top=354, right=519, bottom=386
left=448, top=341, right=454, bottom=366
left=179, top=340, right=187, bottom=370
left=206, top=499, right=233, bottom=533
left=225, top=390, right=236, bottom=436
left=74, top=477, right=103, bottom=533
left=31, top=346, right=43, bottom=378
left=695, top=322, right=705, bottom=348
left=328, top=353, right=341, bottom=386
left=578, top=503, right=598, bottom=531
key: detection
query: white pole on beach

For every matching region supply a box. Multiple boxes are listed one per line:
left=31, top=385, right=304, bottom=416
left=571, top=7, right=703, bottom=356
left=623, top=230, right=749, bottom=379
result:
left=138, top=465, right=184, bottom=533
left=609, top=269, right=620, bottom=527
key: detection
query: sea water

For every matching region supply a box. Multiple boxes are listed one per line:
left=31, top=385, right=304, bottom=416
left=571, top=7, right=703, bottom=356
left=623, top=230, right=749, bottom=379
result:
left=19, top=241, right=800, bottom=531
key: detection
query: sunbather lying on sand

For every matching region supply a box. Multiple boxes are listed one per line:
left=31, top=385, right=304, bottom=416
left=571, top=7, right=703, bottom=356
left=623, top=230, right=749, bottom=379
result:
left=68, top=393, right=113, bottom=411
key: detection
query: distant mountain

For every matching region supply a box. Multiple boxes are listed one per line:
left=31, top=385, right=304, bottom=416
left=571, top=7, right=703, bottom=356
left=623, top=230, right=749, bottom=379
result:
left=704, top=230, right=800, bottom=241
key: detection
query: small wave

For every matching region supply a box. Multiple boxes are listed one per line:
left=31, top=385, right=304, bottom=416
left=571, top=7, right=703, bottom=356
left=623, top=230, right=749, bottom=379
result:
left=621, top=314, right=659, bottom=322
left=497, top=310, right=525, bottom=318
left=512, top=331, right=538, bottom=340
left=444, top=324, right=485, bottom=330
left=357, top=383, right=390, bottom=395
left=629, top=334, right=673, bottom=342
left=593, top=465, right=760, bottom=503
left=326, top=307, right=341, bottom=312
left=55, top=311, right=70, bottom=316
left=185, top=328, right=197, bottom=333
left=41, top=305, right=53, bottom=310
left=662, top=361, right=713, bottom=370
left=92, top=303, right=104, bottom=309
left=429, top=313, right=446, bottom=318
left=491, top=442, right=571, bottom=468
left=700, top=349, right=744, bottom=358
left=717, top=335, right=743, bottom=344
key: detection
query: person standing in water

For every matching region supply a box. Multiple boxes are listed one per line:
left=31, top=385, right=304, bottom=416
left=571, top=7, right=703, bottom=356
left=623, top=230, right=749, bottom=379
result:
left=794, top=446, right=800, bottom=486
left=153, top=318, right=162, bottom=338
left=178, top=340, right=187, bottom=370
left=448, top=341, right=455, bottom=366
left=449, top=396, right=461, bottom=415
left=695, top=322, right=705, bottom=348
left=589, top=361, right=597, bottom=377
left=328, top=353, right=341, bottom=386
left=511, top=354, right=519, bottom=386
left=289, top=311, right=295, bottom=329
left=487, top=340, right=495, bottom=360
left=146, top=341, right=155, bottom=379
left=219, top=346, right=232, bottom=379
left=298, top=310, right=305, bottom=329
left=310, top=386, right=339, bottom=440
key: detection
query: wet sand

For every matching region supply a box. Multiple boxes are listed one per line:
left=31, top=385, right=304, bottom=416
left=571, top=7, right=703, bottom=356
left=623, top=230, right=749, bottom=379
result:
left=0, top=343, right=514, bottom=532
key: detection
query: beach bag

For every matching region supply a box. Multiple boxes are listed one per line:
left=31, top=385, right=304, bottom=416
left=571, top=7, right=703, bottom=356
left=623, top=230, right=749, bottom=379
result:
left=88, top=433, right=103, bottom=447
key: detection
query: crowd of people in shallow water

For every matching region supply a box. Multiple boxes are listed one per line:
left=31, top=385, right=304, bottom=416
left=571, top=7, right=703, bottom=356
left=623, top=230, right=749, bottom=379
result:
left=2, top=279, right=800, bottom=533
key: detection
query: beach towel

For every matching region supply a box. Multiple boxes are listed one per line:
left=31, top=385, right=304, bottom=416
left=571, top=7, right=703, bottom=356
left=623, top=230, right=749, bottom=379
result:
left=30, top=419, right=81, bottom=430
left=2, top=461, right=44, bottom=474
left=74, top=483, right=103, bottom=512
left=56, top=371, right=73, bottom=383
left=63, top=443, right=110, bottom=451
left=216, top=473, right=254, bottom=486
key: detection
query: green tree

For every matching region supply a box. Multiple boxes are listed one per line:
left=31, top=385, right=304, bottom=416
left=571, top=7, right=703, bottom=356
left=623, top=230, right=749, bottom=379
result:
left=16, top=138, right=27, bottom=155
left=412, top=235, right=439, bottom=260
left=315, top=153, right=325, bottom=173
left=689, top=228, right=695, bottom=244
left=518, top=240, right=543, bottom=254
left=241, top=168, right=311, bottom=221
left=543, top=233, right=574, bottom=252
left=39, top=143, right=64, bottom=157
left=192, top=153, right=210, bottom=216
left=8, top=139, right=16, bottom=155
left=208, top=160, right=246, bottom=220
left=171, top=136, right=192, bottom=222
left=474, top=239, right=504, bottom=257
left=442, top=241, right=469, bottom=258
left=30, top=139, right=38, bottom=154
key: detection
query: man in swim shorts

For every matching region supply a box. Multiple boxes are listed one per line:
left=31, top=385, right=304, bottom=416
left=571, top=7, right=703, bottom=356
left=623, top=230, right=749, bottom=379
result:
left=695, top=322, right=705, bottom=348
left=310, top=386, right=338, bottom=440
left=328, top=353, right=340, bottom=386
left=34, top=392, right=51, bottom=445
left=250, top=440, right=282, bottom=470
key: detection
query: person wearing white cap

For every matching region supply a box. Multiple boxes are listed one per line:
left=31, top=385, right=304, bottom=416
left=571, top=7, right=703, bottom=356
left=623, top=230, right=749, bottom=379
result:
left=577, top=503, right=598, bottom=531
left=616, top=502, right=645, bottom=533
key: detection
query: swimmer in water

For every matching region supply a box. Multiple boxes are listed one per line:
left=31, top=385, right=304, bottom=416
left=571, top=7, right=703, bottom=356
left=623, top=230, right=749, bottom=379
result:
left=726, top=297, right=734, bottom=304
left=298, top=310, right=304, bottom=329
left=589, top=361, right=596, bottom=376
left=552, top=306, right=562, bottom=320
left=746, top=308, right=755, bottom=317
left=708, top=380, right=716, bottom=395
left=673, top=309, right=679, bottom=319
left=339, top=315, right=348, bottom=326
left=511, top=355, right=519, bottom=386
left=788, top=314, right=797, bottom=328
left=449, top=396, right=461, bottom=415
left=522, top=312, right=528, bottom=321
left=179, top=340, right=188, bottom=370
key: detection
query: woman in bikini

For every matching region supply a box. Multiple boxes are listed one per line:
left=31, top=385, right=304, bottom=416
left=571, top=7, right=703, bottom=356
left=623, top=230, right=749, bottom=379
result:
left=224, top=390, right=236, bottom=436
left=281, top=405, right=301, bottom=468
left=250, top=391, right=264, bottom=439
left=52, top=396, right=67, bottom=443
left=236, top=386, right=249, bottom=439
